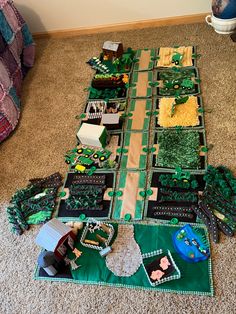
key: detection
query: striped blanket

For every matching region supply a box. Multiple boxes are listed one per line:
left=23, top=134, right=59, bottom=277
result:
left=0, top=0, right=35, bottom=143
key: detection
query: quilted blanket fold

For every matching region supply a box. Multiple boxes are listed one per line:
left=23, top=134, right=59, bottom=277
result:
left=0, top=0, right=35, bottom=143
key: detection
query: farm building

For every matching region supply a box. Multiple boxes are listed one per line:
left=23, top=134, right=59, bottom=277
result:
left=102, top=41, right=124, bottom=60
left=35, top=218, right=76, bottom=259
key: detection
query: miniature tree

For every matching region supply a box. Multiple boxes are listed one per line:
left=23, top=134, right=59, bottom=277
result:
left=121, top=53, right=133, bottom=70
left=112, top=58, right=120, bottom=72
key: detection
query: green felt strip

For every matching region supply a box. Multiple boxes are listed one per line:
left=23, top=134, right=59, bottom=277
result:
left=112, top=199, right=122, bottom=219
left=125, top=119, right=133, bottom=131
left=123, top=131, right=131, bottom=146
left=112, top=171, right=127, bottom=219
left=142, top=132, right=149, bottom=146
left=142, top=118, right=149, bottom=131
left=120, top=156, right=128, bottom=169
left=139, top=155, right=147, bottom=170
left=134, top=200, right=145, bottom=219
left=131, top=72, right=139, bottom=83
left=136, top=172, right=148, bottom=218
left=148, top=61, right=154, bottom=70
left=148, top=71, right=153, bottom=82
left=138, top=171, right=147, bottom=188
left=146, top=88, right=152, bottom=97
left=145, top=99, right=152, bottom=110
left=118, top=171, right=127, bottom=188
left=129, top=99, right=136, bottom=111
left=130, top=88, right=137, bottom=98
left=133, top=51, right=141, bottom=71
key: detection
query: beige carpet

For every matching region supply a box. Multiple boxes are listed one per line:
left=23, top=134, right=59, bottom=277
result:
left=0, top=23, right=236, bottom=314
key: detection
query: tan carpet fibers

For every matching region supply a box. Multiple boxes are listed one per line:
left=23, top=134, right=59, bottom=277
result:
left=0, top=23, right=236, bottom=314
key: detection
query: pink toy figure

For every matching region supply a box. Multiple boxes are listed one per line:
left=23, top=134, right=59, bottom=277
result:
left=150, top=269, right=165, bottom=281
left=159, top=256, right=171, bottom=270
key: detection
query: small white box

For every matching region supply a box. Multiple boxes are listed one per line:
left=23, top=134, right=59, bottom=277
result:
left=77, top=123, right=108, bottom=148
left=101, top=113, right=120, bottom=125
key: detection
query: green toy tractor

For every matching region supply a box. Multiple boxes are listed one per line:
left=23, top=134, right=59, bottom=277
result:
left=164, top=78, right=194, bottom=92
left=77, top=156, right=94, bottom=166
left=172, top=52, right=183, bottom=66
left=163, top=79, right=181, bottom=91
left=180, top=78, right=194, bottom=90
left=77, top=147, right=94, bottom=157
left=64, top=152, right=77, bottom=165
left=93, top=149, right=111, bottom=162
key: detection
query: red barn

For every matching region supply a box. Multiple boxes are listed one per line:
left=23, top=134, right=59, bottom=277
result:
left=35, top=218, right=76, bottom=259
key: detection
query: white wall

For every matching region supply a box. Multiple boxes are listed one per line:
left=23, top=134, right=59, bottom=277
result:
left=14, top=0, right=211, bottom=33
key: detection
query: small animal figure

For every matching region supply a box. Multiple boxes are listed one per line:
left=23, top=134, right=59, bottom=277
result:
left=73, top=248, right=82, bottom=259
left=150, top=269, right=165, bottom=281
left=88, top=221, right=101, bottom=233
left=159, top=256, right=171, bottom=270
